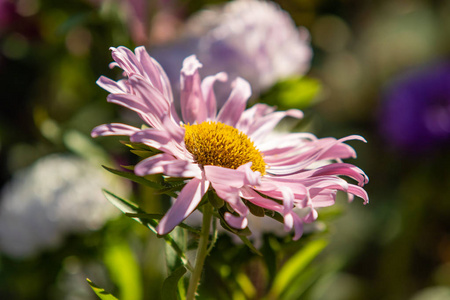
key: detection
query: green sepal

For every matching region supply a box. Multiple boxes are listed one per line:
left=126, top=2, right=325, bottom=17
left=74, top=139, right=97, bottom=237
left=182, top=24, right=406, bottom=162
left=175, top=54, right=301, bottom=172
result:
left=86, top=278, right=118, bottom=300
left=208, top=190, right=225, bottom=209
left=244, top=200, right=265, bottom=217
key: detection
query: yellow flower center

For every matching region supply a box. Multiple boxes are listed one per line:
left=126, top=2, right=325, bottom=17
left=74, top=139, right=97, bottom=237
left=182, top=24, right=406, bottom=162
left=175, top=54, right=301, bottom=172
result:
left=184, top=121, right=266, bottom=174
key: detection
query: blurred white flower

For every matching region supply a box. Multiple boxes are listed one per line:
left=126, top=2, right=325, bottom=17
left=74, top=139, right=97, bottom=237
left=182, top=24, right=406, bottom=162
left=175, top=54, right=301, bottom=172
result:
left=0, top=154, right=125, bottom=259
left=152, top=0, right=312, bottom=103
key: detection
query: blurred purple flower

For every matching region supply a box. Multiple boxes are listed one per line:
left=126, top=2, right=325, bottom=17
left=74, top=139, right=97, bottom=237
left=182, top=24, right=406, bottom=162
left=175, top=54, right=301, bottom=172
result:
left=379, top=61, right=450, bottom=153
left=151, top=0, right=312, bottom=103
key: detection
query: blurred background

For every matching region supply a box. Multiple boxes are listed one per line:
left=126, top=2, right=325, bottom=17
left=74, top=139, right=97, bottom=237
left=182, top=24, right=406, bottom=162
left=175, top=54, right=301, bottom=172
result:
left=0, top=0, right=449, bottom=299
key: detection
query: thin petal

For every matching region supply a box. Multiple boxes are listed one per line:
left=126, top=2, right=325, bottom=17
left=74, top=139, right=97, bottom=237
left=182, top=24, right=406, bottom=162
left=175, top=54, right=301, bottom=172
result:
left=96, top=76, right=127, bottom=94
left=240, top=187, right=284, bottom=212
left=135, top=46, right=174, bottom=103
left=201, top=72, right=228, bottom=120
left=107, top=93, right=163, bottom=129
left=110, top=46, right=143, bottom=76
left=91, top=123, right=139, bottom=137
left=210, top=183, right=248, bottom=216
left=248, top=109, right=303, bottom=142
left=128, top=74, right=171, bottom=119
left=134, top=153, right=201, bottom=178
left=217, top=77, right=252, bottom=127
left=130, top=128, right=172, bottom=146
left=156, top=178, right=209, bottom=235
left=204, top=163, right=261, bottom=188
left=180, top=55, right=206, bottom=124
left=224, top=213, right=248, bottom=229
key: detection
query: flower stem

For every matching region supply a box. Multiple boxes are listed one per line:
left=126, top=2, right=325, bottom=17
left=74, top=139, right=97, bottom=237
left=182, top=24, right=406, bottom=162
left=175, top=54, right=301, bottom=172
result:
left=186, top=203, right=213, bottom=300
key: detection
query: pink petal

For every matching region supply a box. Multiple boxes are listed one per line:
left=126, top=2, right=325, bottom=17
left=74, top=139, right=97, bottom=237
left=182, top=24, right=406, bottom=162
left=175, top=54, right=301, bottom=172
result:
left=266, top=135, right=367, bottom=175
left=130, top=128, right=172, bottom=146
left=217, top=77, right=252, bottom=127
left=204, top=163, right=261, bottom=188
left=237, top=163, right=261, bottom=186
left=180, top=55, right=207, bottom=124
left=201, top=72, right=228, bottom=120
left=240, top=187, right=284, bottom=212
left=157, top=178, right=209, bottom=235
left=91, top=123, right=140, bottom=137
left=107, top=93, right=163, bottom=129
left=110, top=46, right=144, bottom=76
left=224, top=213, right=248, bottom=229
left=135, top=46, right=174, bottom=103
left=248, top=109, right=303, bottom=143
left=134, top=153, right=201, bottom=178
left=128, top=74, right=171, bottom=120
left=96, top=76, right=127, bottom=94
left=237, top=104, right=275, bottom=134
left=284, top=210, right=305, bottom=240
left=280, top=187, right=294, bottom=212
left=347, top=184, right=369, bottom=204
left=209, top=182, right=249, bottom=216
left=311, top=163, right=369, bottom=186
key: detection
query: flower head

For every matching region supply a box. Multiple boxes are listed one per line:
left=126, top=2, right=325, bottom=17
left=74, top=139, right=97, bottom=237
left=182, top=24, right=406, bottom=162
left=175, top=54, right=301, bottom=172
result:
left=92, top=46, right=368, bottom=240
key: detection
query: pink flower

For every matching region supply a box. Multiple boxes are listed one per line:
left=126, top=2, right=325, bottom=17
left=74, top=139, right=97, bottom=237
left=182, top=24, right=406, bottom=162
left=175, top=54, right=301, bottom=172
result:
left=92, top=46, right=369, bottom=240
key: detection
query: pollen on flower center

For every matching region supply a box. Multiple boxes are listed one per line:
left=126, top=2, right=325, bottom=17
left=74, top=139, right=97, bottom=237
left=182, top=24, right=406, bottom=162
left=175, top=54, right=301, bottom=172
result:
left=184, top=121, right=266, bottom=174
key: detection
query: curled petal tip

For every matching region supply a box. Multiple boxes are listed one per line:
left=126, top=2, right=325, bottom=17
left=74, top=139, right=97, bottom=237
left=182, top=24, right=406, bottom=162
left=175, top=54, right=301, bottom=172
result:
left=182, top=55, right=203, bottom=76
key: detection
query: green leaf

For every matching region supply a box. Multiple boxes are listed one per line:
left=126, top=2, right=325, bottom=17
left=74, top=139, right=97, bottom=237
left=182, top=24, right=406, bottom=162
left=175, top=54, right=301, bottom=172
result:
left=102, top=165, right=178, bottom=197
left=268, top=239, right=328, bottom=299
left=208, top=190, right=225, bottom=209
left=245, top=200, right=265, bottom=217
left=125, top=213, right=201, bottom=234
left=102, top=189, right=193, bottom=271
left=237, top=235, right=263, bottom=256
left=86, top=278, right=118, bottom=300
left=130, top=149, right=159, bottom=158
left=120, top=140, right=159, bottom=152
left=103, top=239, right=142, bottom=300
left=162, top=266, right=187, bottom=300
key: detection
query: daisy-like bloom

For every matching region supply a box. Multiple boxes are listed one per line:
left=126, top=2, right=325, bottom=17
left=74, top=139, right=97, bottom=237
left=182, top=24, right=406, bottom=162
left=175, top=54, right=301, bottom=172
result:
left=92, top=46, right=368, bottom=240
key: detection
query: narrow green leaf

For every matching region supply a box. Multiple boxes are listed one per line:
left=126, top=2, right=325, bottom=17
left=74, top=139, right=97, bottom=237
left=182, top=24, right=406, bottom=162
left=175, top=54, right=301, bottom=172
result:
left=120, top=140, right=159, bottom=152
left=162, top=266, right=187, bottom=300
left=125, top=213, right=201, bottom=234
left=268, top=239, right=328, bottom=298
left=102, top=189, right=193, bottom=271
left=102, top=165, right=178, bottom=197
left=103, top=239, right=142, bottom=300
left=130, top=149, right=158, bottom=158
left=238, top=235, right=263, bottom=256
left=86, top=278, right=118, bottom=300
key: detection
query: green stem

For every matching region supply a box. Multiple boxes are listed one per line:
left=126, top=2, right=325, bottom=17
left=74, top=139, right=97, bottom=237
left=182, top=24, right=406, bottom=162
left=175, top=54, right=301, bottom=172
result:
left=186, top=203, right=213, bottom=300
